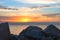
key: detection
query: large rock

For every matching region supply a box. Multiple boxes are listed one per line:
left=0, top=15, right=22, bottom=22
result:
left=44, top=24, right=60, bottom=38
left=0, top=22, right=10, bottom=40
left=17, top=26, right=45, bottom=40
left=41, top=37, right=53, bottom=40
left=10, top=34, right=17, bottom=40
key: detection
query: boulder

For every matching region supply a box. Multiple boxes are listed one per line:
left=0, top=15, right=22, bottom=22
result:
left=17, top=26, right=45, bottom=40
left=41, top=37, right=53, bottom=40
left=24, top=26, right=44, bottom=38
left=17, top=30, right=27, bottom=40
left=0, top=22, right=10, bottom=40
left=10, top=34, right=17, bottom=40
left=44, top=24, right=60, bottom=38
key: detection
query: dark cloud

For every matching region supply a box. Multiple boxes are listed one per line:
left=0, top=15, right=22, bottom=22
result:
left=0, top=5, right=18, bottom=10
left=29, top=5, right=51, bottom=9
left=0, top=16, right=12, bottom=20
left=43, top=13, right=60, bottom=17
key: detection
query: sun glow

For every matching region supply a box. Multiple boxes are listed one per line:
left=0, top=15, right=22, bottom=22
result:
left=20, top=18, right=31, bottom=22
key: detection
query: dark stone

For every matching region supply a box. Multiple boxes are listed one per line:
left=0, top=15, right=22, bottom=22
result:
left=0, top=22, right=10, bottom=40
left=57, top=38, right=60, bottom=40
left=24, top=26, right=44, bottom=38
left=10, top=34, right=17, bottom=40
left=17, top=26, right=45, bottom=40
left=41, top=37, right=53, bottom=40
left=44, top=24, right=60, bottom=38
left=17, top=30, right=27, bottom=40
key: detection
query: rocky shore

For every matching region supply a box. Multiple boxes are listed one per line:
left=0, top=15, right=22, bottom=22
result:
left=0, top=22, right=60, bottom=40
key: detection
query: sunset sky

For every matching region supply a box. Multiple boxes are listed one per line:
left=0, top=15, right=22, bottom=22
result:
left=0, top=0, right=60, bottom=22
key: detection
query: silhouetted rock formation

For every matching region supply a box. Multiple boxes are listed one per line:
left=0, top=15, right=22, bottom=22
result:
left=44, top=24, right=60, bottom=40
left=17, top=26, right=46, bottom=40
left=44, top=24, right=60, bottom=37
left=17, top=25, right=60, bottom=40
left=0, top=22, right=60, bottom=40
left=0, top=22, right=10, bottom=40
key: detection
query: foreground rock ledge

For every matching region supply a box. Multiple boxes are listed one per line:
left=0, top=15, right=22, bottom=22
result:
left=0, top=22, right=60, bottom=40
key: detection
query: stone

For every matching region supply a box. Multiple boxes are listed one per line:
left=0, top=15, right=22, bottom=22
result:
left=0, top=22, right=10, bottom=40
left=44, top=24, right=60, bottom=38
left=10, top=34, right=17, bottom=40
left=41, top=37, right=53, bottom=40
left=17, top=26, right=45, bottom=40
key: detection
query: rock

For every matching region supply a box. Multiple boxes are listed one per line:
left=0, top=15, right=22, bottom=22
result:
left=24, top=26, right=44, bottom=38
left=41, top=37, right=53, bottom=40
left=57, top=38, right=60, bottom=40
left=17, top=26, right=45, bottom=40
left=44, top=24, right=60, bottom=38
left=18, top=29, right=27, bottom=40
left=10, top=34, right=17, bottom=40
left=0, top=22, right=10, bottom=40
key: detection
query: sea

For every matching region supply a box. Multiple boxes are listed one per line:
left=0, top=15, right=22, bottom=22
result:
left=8, top=22, right=60, bottom=35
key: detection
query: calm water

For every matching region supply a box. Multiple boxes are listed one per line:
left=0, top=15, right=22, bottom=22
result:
left=9, top=23, right=60, bottom=35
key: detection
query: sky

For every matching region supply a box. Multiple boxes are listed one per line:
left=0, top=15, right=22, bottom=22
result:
left=0, top=0, right=60, bottom=22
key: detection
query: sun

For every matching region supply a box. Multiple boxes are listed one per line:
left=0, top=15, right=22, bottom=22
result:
left=23, top=18, right=30, bottom=22
left=20, top=18, right=31, bottom=22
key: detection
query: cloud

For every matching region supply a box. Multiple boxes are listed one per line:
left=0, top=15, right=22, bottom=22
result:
left=14, top=0, right=60, bottom=4
left=0, top=7, right=42, bottom=17
left=0, top=6, right=60, bottom=17
left=0, top=10, right=17, bottom=16
left=43, top=13, right=60, bottom=17
left=0, top=14, right=60, bottom=22
left=0, top=16, right=11, bottom=20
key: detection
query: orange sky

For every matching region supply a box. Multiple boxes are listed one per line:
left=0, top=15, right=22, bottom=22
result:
left=0, top=16, right=60, bottom=22
left=0, top=7, right=60, bottom=22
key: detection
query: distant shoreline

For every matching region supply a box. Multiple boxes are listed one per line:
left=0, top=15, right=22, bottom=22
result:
left=0, top=22, right=60, bottom=25
left=8, top=22, right=60, bottom=25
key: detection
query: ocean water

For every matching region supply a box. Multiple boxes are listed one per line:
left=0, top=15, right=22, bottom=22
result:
left=9, top=22, right=60, bottom=35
